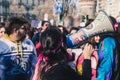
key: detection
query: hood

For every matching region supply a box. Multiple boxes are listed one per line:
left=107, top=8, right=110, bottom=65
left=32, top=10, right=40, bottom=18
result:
left=3, top=34, right=23, bottom=57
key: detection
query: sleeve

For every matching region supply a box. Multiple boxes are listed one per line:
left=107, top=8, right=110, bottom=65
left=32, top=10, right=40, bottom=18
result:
left=28, top=39, right=37, bottom=69
left=31, top=41, right=37, bottom=80
left=32, top=33, right=39, bottom=45
left=95, top=38, right=116, bottom=80
left=82, top=59, right=92, bottom=80
left=32, top=44, right=37, bottom=68
left=95, top=54, right=111, bottom=80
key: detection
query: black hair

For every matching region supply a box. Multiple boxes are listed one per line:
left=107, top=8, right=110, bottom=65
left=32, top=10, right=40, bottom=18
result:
left=5, top=17, right=28, bottom=35
left=69, top=27, right=79, bottom=33
left=41, top=20, right=50, bottom=26
left=0, top=22, right=5, bottom=28
left=37, top=27, right=70, bottom=80
left=57, top=25, right=69, bottom=35
left=40, top=26, right=68, bottom=62
left=85, top=19, right=94, bottom=27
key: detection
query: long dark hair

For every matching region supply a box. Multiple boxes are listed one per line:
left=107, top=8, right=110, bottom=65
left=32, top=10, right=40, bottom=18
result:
left=37, top=27, right=69, bottom=80
left=109, top=16, right=120, bottom=80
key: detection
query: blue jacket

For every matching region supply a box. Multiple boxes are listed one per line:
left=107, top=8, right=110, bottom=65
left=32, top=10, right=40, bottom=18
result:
left=0, top=34, right=37, bottom=80
left=95, top=37, right=116, bottom=80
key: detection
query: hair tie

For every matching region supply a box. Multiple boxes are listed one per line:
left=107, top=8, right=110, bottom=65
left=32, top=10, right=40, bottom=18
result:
left=114, top=23, right=118, bottom=32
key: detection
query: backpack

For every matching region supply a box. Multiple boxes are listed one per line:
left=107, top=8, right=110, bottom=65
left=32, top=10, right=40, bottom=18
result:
left=76, top=50, right=98, bottom=80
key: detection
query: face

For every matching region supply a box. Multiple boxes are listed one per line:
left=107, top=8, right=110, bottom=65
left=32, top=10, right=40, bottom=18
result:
left=94, top=35, right=101, bottom=44
left=17, top=26, right=26, bottom=40
left=70, top=30, right=77, bottom=34
left=41, top=22, right=49, bottom=32
left=58, top=27, right=63, bottom=33
left=0, top=27, right=5, bottom=38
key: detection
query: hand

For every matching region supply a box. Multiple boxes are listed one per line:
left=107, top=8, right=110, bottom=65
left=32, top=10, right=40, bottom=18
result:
left=83, top=43, right=94, bottom=59
left=67, top=48, right=72, bottom=53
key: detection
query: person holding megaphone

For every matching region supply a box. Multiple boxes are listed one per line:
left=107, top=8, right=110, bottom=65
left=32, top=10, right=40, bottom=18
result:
left=66, top=10, right=120, bottom=80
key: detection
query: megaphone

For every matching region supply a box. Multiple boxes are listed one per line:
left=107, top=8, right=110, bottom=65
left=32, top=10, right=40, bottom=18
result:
left=66, top=10, right=115, bottom=47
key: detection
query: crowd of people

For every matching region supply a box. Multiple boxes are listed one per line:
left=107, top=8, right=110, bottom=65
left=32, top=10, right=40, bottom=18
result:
left=0, top=11, right=120, bottom=80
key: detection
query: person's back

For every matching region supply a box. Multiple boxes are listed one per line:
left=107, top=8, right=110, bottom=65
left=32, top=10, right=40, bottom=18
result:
left=42, top=63, right=81, bottom=80
left=32, top=27, right=92, bottom=80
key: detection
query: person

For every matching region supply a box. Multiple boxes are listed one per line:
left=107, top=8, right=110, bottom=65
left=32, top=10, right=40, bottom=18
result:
left=0, top=22, right=5, bottom=38
left=32, top=20, right=50, bottom=56
left=78, top=16, right=119, bottom=80
left=25, top=22, right=34, bottom=40
left=76, top=35, right=100, bottom=80
left=95, top=16, right=119, bottom=80
left=67, top=26, right=80, bottom=70
left=0, top=17, right=37, bottom=80
left=32, top=20, right=50, bottom=45
left=58, top=24, right=69, bottom=35
left=67, top=19, right=99, bottom=80
left=32, top=26, right=93, bottom=80
left=94, top=35, right=116, bottom=80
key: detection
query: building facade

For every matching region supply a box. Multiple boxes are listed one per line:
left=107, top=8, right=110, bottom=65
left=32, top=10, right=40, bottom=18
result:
left=0, top=0, right=119, bottom=23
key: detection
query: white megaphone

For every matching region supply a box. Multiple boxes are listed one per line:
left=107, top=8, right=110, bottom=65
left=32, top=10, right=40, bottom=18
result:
left=66, top=10, right=115, bottom=47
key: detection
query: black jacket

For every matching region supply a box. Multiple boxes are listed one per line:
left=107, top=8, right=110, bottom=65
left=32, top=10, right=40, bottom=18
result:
left=42, top=59, right=91, bottom=80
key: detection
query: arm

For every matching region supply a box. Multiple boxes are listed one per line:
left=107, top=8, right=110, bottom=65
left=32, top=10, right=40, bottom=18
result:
left=82, top=43, right=94, bottom=80
left=82, top=59, right=92, bottom=80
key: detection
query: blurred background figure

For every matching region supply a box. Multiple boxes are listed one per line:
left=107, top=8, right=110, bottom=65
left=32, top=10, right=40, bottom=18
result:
left=0, top=22, right=5, bottom=38
left=32, top=20, right=50, bottom=46
left=24, top=22, right=34, bottom=40
left=32, top=20, right=51, bottom=56
left=57, top=24, right=69, bottom=35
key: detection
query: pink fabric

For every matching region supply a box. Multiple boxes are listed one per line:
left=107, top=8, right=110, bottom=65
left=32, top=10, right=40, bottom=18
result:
left=77, top=50, right=98, bottom=80
left=32, top=49, right=74, bottom=80
left=114, top=23, right=119, bottom=31
left=68, top=52, right=73, bottom=60
left=35, top=42, right=41, bottom=51
left=32, top=53, right=48, bottom=80
left=91, top=50, right=98, bottom=80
